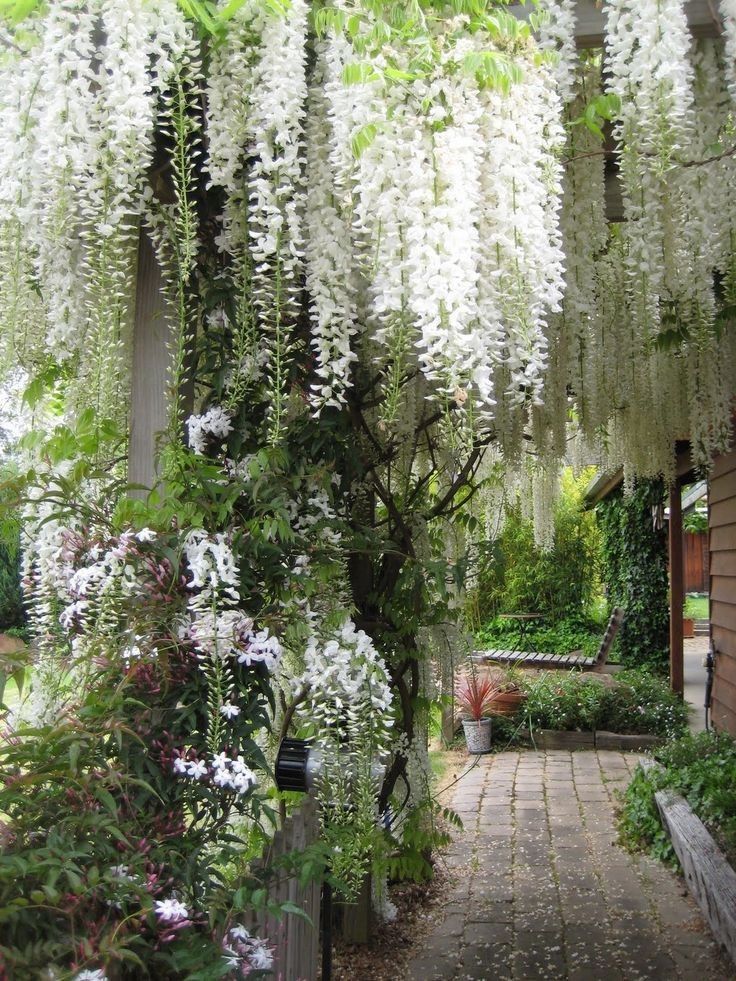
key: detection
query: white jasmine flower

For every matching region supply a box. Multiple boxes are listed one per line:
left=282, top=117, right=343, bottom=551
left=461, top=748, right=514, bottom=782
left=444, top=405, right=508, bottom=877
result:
left=154, top=897, right=189, bottom=922
left=219, top=701, right=240, bottom=720
left=186, top=759, right=209, bottom=780
left=187, top=406, right=233, bottom=455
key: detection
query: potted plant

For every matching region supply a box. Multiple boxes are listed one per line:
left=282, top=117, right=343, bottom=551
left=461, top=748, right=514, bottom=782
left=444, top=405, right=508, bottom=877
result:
left=683, top=598, right=695, bottom=639
left=455, top=671, right=499, bottom=754
left=488, top=665, right=528, bottom=718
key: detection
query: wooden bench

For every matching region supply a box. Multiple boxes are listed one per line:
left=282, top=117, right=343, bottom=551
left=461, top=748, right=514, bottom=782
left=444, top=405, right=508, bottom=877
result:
left=472, top=607, right=625, bottom=672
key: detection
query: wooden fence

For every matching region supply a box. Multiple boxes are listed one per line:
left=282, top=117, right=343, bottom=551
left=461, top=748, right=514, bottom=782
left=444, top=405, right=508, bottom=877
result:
left=684, top=530, right=709, bottom=593
left=250, top=798, right=322, bottom=981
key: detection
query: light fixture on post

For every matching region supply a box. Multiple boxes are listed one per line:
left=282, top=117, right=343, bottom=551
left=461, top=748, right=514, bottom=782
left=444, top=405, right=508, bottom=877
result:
left=274, top=737, right=323, bottom=793
left=274, top=737, right=387, bottom=981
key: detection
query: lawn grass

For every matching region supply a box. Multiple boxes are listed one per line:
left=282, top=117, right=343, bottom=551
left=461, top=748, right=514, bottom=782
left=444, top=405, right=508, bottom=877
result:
left=684, top=594, right=709, bottom=620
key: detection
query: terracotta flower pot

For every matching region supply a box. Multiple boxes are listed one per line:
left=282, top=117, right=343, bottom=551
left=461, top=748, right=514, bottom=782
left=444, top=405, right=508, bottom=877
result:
left=462, top=718, right=492, bottom=754
left=683, top=617, right=695, bottom=639
left=489, top=691, right=527, bottom=718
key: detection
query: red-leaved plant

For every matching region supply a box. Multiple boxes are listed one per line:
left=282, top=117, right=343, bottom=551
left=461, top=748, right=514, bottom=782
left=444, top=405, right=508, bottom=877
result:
left=454, top=672, right=500, bottom=721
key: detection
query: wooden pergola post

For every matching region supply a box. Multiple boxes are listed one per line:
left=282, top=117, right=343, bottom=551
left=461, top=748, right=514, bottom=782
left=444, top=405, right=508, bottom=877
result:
left=669, top=481, right=685, bottom=696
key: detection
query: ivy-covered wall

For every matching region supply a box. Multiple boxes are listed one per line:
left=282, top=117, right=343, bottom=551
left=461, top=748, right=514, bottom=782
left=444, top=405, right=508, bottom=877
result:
left=597, top=479, right=670, bottom=671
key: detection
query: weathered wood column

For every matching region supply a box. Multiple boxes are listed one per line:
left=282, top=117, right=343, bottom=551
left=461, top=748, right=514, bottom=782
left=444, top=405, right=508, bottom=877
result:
left=669, top=481, right=684, bottom=696
left=128, top=228, right=174, bottom=492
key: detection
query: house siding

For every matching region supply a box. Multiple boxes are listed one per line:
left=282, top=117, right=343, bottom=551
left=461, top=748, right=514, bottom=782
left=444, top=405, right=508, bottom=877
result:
left=710, top=447, right=736, bottom=737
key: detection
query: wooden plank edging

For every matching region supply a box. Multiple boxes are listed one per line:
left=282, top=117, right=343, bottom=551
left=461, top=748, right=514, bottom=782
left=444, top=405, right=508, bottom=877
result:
left=526, top=730, right=662, bottom=750
left=655, top=789, right=736, bottom=966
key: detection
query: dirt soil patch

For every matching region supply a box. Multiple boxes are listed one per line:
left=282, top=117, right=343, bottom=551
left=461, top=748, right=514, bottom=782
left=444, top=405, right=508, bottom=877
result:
left=332, top=750, right=468, bottom=981
left=332, top=862, right=455, bottom=981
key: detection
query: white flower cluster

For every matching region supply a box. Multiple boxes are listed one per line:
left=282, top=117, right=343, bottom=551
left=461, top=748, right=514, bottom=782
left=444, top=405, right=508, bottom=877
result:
left=183, top=529, right=281, bottom=668
left=606, top=0, right=694, bottom=314
left=187, top=406, right=234, bottom=455
left=205, top=0, right=308, bottom=422
left=304, top=41, right=360, bottom=410
left=719, top=0, right=736, bottom=100
left=223, top=925, right=274, bottom=974
left=174, top=752, right=257, bottom=796
left=551, top=61, right=608, bottom=443
left=294, top=618, right=393, bottom=748
left=188, top=609, right=281, bottom=670
left=477, top=64, right=565, bottom=412
left=183, top=530, right=240, bottom=604
left=154, top=896, right=190, bottom=923
left=309, top=16, right=566, bottom=431
left=593, top=1, right=736, bottom=476
left=0, top=0, right=193, bottom=415
left=538, top=0, right=579, bottom=103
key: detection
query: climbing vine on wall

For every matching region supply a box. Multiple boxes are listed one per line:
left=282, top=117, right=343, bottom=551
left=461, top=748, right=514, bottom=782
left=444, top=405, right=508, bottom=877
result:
left=597, top=480, right=670, bottom=671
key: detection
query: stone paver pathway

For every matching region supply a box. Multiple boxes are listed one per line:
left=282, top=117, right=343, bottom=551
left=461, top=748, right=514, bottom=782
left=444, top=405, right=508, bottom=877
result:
left=407, top=750, right=732, bottom=980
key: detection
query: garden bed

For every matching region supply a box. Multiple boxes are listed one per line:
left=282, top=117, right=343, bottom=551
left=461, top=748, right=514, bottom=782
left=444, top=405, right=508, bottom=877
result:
left=619, top=732, right=736, bottom=869
left=619, top=732, right=736, bottom=965
left=655, top=788, right=736, bottom=966
left=484, top=667, right=688, bottom=751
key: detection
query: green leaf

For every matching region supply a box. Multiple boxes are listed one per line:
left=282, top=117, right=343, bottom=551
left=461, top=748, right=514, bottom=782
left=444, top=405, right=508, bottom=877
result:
left=342, top=62, right=377, bottom=86
left=177, top=0, right=219, bottom=34
left=0, top=0, right=40, bottom=26
left=94, top=787, right=118, bottom=816
left=218, top=0, right=248, bottom=20
left=279, top=900, right=313, bottom=923
left=351, top=122, right=378, bottom=159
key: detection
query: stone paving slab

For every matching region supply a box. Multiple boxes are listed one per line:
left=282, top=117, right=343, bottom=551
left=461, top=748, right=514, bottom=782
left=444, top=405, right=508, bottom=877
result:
left=406, top=750, right=733, bottom=981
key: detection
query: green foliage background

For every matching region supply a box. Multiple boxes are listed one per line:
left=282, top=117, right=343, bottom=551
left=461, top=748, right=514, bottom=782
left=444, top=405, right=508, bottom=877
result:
left=474, top=469, right=604, bottom=627
left=597, top=479, right=669, bottom=671
left=0, top=462, right=25, bottom=632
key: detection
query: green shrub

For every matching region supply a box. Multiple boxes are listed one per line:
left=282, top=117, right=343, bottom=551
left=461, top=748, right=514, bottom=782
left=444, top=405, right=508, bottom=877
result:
left=524, top=674, right=604, bottom=732
left=619, top=732, right=736, bottom=867
left=521, top=670, right=688, bottom=738
left=474, top=468, right=603, bottom=624
left=597, top=670, right=689, bottom=739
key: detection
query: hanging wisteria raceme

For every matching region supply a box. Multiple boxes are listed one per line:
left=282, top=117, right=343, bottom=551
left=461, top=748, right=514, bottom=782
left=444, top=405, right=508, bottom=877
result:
left=554, top=60, right=607, bottom=440
left=680, top=39, right=736, bottom=466
left=303, top=40, right=361, bottom=410
left=720, top=0, right=736, bottom=99
left=204, top=2, right=261, bottom=408
left=478, top=60, right=566, bottom=420
left=292, top=616, right=394, bottom=895
left=538, top=0, right=578, bottom=103
left=0, top=0, right=193, bottom=427
left=247, top=0, right=309, bottom=439
left=600, top=0, right=735, bottom=476
left=606, top=0, right=694, bottom=321
left=309, top=12, right=566, bottom=442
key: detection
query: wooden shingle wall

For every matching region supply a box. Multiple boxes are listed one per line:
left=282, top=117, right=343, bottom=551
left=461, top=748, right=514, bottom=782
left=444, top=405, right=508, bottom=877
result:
left=710, top=446, right=736, bottom=736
